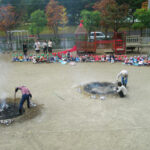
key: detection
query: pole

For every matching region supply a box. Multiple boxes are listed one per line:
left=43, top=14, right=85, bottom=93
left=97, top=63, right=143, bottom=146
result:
left=14, top=92, right=16, bottom=107
left=148, top=0, right=150, bottom=10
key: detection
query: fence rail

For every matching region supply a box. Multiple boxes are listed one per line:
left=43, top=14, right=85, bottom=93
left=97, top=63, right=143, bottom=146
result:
left=0, top=38, right=75, bottom=52
left=126, top=35, right=141, bottom=44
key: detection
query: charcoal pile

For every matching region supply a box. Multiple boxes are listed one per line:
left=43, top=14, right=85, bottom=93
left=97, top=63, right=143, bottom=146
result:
left=0, top=102, right=24, bottom=120
left=84, top=82, right=117, bottom=95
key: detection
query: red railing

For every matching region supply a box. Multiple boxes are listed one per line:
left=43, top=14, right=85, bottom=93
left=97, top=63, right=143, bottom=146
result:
left=76, top=32, right=126, bottom=54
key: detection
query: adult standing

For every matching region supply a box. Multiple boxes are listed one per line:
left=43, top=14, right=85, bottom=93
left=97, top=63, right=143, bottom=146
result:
left=34, top=40, right=41, bottom=54
left=48, top=40, right=52, bottom=53
left=23, top=42, right=28, bottom=57
left=42, top=40, right=48, bottom=54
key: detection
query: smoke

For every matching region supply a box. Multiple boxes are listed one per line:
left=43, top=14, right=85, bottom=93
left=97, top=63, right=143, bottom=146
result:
left=0, top=58, right=10, bottom=102
left=0, top=93, right=8, bottom=101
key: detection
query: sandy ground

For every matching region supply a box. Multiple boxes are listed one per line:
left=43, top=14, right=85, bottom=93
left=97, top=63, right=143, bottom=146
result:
left=1, top=53, right=150, bottom=150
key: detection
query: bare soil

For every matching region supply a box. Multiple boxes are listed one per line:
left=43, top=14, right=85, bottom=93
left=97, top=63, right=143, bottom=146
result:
left=0, top=53, right=150, bottom=150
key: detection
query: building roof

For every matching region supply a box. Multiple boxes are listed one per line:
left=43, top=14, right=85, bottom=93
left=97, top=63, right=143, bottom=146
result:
left=75, top=23, right=87, bottom=34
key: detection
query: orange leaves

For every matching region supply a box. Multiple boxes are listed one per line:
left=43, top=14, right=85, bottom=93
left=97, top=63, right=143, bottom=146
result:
left=0, top=5, right=16, bottom=31
left=46, top=0, right=68, bottom=34
left=0, top=5, right=17, bottom=32
left=93, top=0, right=128, bottom=31
left=93, top=0, right=116, bottom=13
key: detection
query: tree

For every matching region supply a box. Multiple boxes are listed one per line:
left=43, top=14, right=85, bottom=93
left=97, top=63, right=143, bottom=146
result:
left=0, top=0, right=27, bottom=22
left=29, top=9, right=47, bottom=37
left=116, top=0, right=145, bottom=30
left=0, top=0, right=49, bottom=22
left=93, top=0, right=128, bottom=34
left=58, top=0, right=98, bottom=25
left=46, top=0, right=68, bottom=36
left=0, top=5, right=17, bottom=33
left=25, top=0, right=48, bottom=18
left=80, top=10, right=101, bottom=34
left=116, top=0, right=145, bottom=12
left=132, top=9, right=150, bottom=36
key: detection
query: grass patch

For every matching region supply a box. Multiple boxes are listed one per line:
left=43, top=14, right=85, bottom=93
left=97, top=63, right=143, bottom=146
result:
left=0, top=31, right=6, bottom=37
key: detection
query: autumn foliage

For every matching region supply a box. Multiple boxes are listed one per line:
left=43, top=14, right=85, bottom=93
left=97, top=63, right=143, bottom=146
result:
left=46, top=0, right=68, bottom=35
left=93, top=0, right=128, bottom=32
left=0, top=5, right=17, bottom=32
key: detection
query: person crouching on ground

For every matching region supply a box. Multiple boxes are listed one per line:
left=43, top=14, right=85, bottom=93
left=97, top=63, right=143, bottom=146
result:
left=66, top=51, right=71, bottom=62
left=116, top=82, right=127, bottom=98
left=116, top=69, right=128, bottom=87
left=15, top=86, right=32, bottom=115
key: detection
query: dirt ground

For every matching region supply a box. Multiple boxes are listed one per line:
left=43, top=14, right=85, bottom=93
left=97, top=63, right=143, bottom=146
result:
left=1, top=53, right=150, bottom=150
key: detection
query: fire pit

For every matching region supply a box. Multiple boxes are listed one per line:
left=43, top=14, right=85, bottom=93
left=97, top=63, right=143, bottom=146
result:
left=83, top=82, right=117, bottom=95
left=0, top=102, right=24, bottom=120
left=0, top=98, right=42, bottom=126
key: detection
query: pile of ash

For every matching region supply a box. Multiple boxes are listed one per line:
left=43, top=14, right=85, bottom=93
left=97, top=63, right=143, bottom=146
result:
left=83, top=82, right=117, bottom=95
left=0, top=100, right=22, bottom=126
left=0, top=98, right=41, bottom=126
left=0, top=102, right=23, bottom=120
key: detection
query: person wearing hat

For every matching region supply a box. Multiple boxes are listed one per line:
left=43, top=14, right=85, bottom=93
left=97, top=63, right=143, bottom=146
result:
left=116, top=69, right=128, bottom=87
left=19, top=54, right=23, bottom=62
left=15, top=86, right=32, bottom=114
left=32, top=55, right=37, bottom=64
left=36, top=55, right=40, bottom=63
left=12, top=54, right=16, bottom=62
left=40, top=54, right=44, bottom=62
left=29, top=54, right=33, bottom=61
left=15, top=54, right=19, bottom=62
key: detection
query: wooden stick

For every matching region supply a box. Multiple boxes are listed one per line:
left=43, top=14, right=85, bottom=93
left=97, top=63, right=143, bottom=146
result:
left=14, top=93, right=16, bottom=106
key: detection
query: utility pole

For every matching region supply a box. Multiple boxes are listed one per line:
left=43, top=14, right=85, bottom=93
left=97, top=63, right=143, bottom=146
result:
left=149, top=0, right=150, bottom=9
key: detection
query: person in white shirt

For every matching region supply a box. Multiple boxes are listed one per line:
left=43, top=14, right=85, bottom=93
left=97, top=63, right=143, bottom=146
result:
left=32, top=55, right=37, bottom=64
left=48, top=40, right=52, bottom=53
left=116, top=82, right=127, bottom=97
left=42, top=40, right=47, bottom=54
left=34, top=40, right=41, bottom=54
left=116, top=69, right=128, bottom=87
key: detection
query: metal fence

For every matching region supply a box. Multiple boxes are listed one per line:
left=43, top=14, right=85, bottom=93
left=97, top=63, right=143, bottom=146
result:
left=126, top=35, right=150, bottom=44
left=0, top=37, right=75, bottom=52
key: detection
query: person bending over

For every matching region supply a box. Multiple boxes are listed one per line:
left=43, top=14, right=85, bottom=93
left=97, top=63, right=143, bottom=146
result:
left=15, top=86, right=32, bottom=114
left=116, top=69, right=128, bottom=87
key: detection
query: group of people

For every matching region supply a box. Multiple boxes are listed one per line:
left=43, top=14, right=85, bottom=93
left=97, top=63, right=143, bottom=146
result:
left=20, top=43, right=150, bottom=66
left=12, top=53, right=128, bottom=64
left=22, top=40, right=53, bottom=57
left=34, top=40, right=52, bottom=54
left=15, top=69, right=128, bottom=115
left=124, top=55, right=150, bottom=66
left=14, top=43, right=129, bottom=115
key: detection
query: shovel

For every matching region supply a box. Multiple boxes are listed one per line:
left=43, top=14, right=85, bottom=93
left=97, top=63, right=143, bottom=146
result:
left=14, top=92, right=16, bottom=107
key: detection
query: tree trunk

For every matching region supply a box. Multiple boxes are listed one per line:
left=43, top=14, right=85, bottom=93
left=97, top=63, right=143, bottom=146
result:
left=53, top=25, right=58, bottom=39
left=37, top=33, right=40, bottom=39
left=104, top=28, right=108, bottom=39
